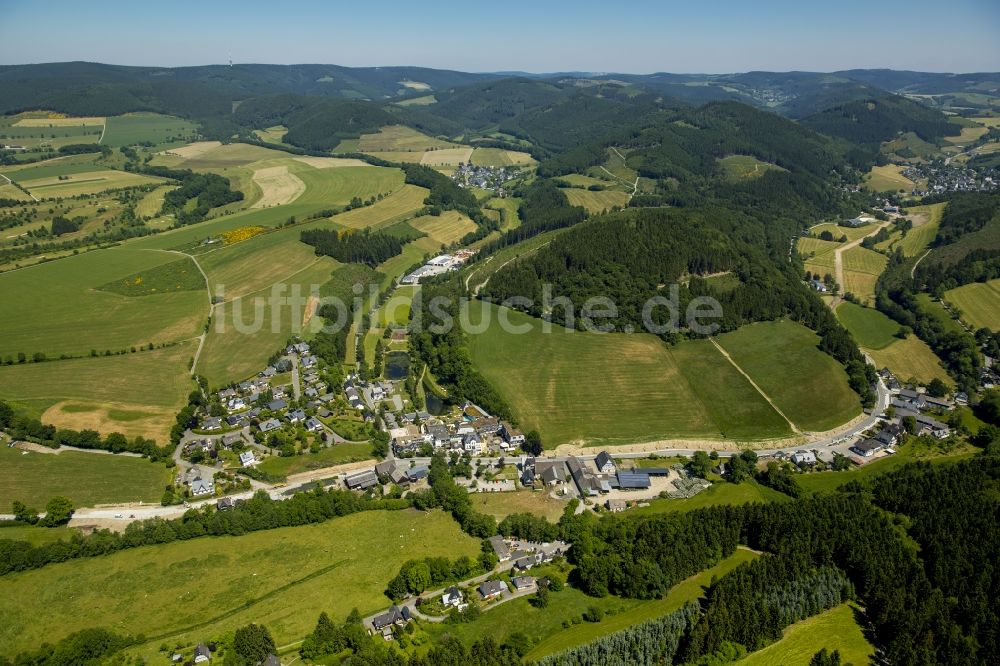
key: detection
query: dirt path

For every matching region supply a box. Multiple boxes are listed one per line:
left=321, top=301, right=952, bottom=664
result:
left=141, top=248, right=212, bottom=374
left=911, top=249, right=931, bottom=280
left=830, top=221, right=891, bottom=308
left=709, top=337, right=802, bottom=434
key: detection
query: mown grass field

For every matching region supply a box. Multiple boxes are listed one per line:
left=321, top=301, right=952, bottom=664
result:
left=0, top=342, right=196, bottom=440
left=835, top=301, right=899, bottom=349
left=357, top=125, right=457, bottom=152
left=0, top=154, right=105, bottom=181
left=470, top=147, right=536, bottom=167
left=199, top=260, right=338, bottom=387
left=0, top=444, right=172, bottom=509
left=944, top=279, right=1000, bottom=331
left=101, top=113, right=197, bottom=148
left=330, top=184, right=428, bottom=230
left=799, top=237, right=839, bottom=275
left=896, top=202, right=944, bottom=257
left=0, top=248, right=206, bottom=358
left=466, top=302, right=799, bottom=446
left=135, top=184, right=177, bottom=218
left=630, top=481, right=791, bottom=516
left=563, top=188, right=630, bottom=213
left=738, top=603, right=874, bottom=666
left=21, top=169, right=163, bottom=198
left=864, top=164, right=917, bottom=192
left=0, top=525, right=77, bottom=546
left=255, top=444, right=373, bottom=479
left=470, top=490, right=571, bottom=522
left=377, top=286, right=417, bottom=327
left=867, top=335, right=952, bottom=385
left=0, top=122, right=102, bottom=149
left=718, top=155, right=786, bottom=181
left=841, top=245, right=888, bottom=305
left=715, top=320, right=861, bottom=432
left=0, top=509, right=479, bottom=659
left=519, top=549, right=761, bottom=661
left=410, top=210, right=477, bottom=245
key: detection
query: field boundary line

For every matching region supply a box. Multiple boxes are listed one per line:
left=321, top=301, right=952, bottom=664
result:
left=140, top=248, right=213, bottom=374
left=708, top=337, right=801, bottom=434
left=97, top=120, right=107, bottom=144
left=0, top=173, right=40, bottom=202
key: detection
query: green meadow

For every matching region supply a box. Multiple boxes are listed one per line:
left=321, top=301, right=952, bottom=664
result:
left=0, top=509, right=479, bottom=659
left=738, top=603, right=874, bottom=666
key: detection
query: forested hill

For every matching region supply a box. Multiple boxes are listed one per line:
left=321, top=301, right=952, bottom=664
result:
left=800, top=91, right=961, bottom=148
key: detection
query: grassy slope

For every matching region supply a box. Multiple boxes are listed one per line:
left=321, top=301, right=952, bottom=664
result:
left=715, top=321, right=861, bottom=432
left=944, top=279, right=1000, bottom=331
left=629, top=481, right=791, bottom=516
left=835, top=302, right=899, bottom=349
left=0, top=248, right=205, bottom=358
left=0, top=510, right=479, bottom=657
left=0, top=445, right=172, bottom=508
left=738, top=603, right=874, bottom=666
left=255, top=444, right=373, bottom=479
left=465, top=302, right=792, bottom=446
left=523, top=549, right=761, bottom=661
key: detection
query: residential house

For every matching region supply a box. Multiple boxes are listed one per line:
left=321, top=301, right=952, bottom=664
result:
left=535, top=460, right=567, bottom=487
left=222, top=433, right=243, bottom=448
left=594, top=451, right=616, bottom=474
left=916, top=414, right=951, bottom=439
left=258, top=419, right=281, bottom=433
left=478, top=580, right=507, bottom=600
left=304, top=417, right=323, bottom=432
left=194, top=645, right=211, bottom=663
left=371, top=605, right=410, bottom=632
left=874, top=424, right=902, bottom=447
left=500, top=421, right=525, bottom=447
left=201, top=417, right=222, bottom=431
left=407, top=465, right=430, bottom=482
left=239, top=450, right=256, bottom=466
left=607, top=499, right=628, bottom=512
left=955, top=391, right=969, bottom=406
left=266, top=399, right=288, bottom=412
left=442, top=586, right=464, bottom=607
left=790, top=450, right=817, bottom=465
left=514, top=556, right=535, bottom=571
left=511, top=576, right=535, bottom=592
left=191, top=476, right=214, bottom=497
left=810, top=279, right=828, bottom=292
left=463, top=433, right=483, bottom=454
left=488, top=535, right=511, bottom=561
left=286, top=409, right=306, bottom=424
left=923, top=396, right=954, bottom=411
left=216, top=497, right=235, bottom=511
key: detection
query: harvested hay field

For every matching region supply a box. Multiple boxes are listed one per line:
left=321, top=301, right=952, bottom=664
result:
left=22, top=170, right=163, bottom=198
left=563, top=188, right=629, bottom=213
left=867, top=335, right=952, bottom=386
left=41, top=400, right=179, bottom=442
left=159, top=141, right=222, bottom=159
left=250, top=165, right=306, bottom=208
left=290, top=156, right=368, bottom=169
left=331, top=184, right=428, bottom=230
left=944, top=279, right=1000, bottom=331
left=357, top=125, right=456, bottom=152
left=13, top=116, right=105, bottom=127
left=420, top=147, right=474, bottom=166
left=410, top=210, right=477, bottom=245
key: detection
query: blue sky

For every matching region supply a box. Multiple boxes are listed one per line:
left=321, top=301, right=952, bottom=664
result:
left=1, top=0, right=998, bottom=73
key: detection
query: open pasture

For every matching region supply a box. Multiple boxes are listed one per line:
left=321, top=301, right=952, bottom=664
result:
left=809, top=222, right=869, bottom=243
left=714, top=320, right=861, bottom=432
left=563, top=188, right=629, bottom=213
left=12, top=116, right=104, bottom=127
left=898, top=202, right=943, bottom=256
left=293, top=164, right=404, bottom=208
left=135, top=184, right=177, bottom=218
left=410, top=210, right=476, bottom=245
left=0, top=123, right=101, bottom=149
left=253, top=125, right=288, bottom=144
left=835, top=302, right=899, bottom=349
left=0, top=443, right=172, bottom=509
left=0, top=153, right=106, bottom=181
left=465, top=302, right=800, bottom=446
left=152, top=142, right=286, bottom=170
left=101, top=113, right=197, bottom=148
left=0, top=342, right=196, bottom=440
left=470, top=147, right=536, bottom=167
left=944, top=279, right=1000, bottom=331
left=0, top=248, right=206, bottom=358
left=0, top=510, right=479, bottom=659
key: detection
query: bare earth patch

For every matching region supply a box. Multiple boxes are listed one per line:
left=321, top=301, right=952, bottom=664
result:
left=251, top=165, right=306, bottom=208
left=42, top=400, right=177, bottom=441
left=290, top=156, right=369, bottom=169
left=159, top=141, right=222, bottom=159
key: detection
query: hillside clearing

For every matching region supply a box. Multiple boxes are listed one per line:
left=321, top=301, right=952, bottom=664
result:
left=250, top=165, right=306, bottom=208
left=943, top=279, right=1000, bottom=331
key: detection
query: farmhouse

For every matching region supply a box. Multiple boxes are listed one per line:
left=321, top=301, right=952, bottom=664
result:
left=534, top=460, right=567, bottom=486
left=194, top=645, right=211, bottom=663
left=915, top=414, right=951, bottom=439
left=594, top=450, right=616, bottom=474
left=478, top=580, right=507, bottom=600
